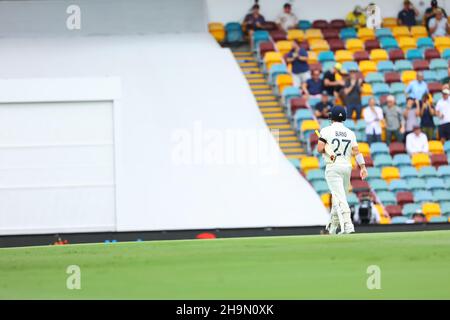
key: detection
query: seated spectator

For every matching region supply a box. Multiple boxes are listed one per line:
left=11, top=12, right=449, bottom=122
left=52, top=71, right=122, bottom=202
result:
left=398, top=0, right=419, bottom=27
left=286, top=41, right=310, bottom=87
left=314, top=93, right=334, bottom=119
left=428, top=8, right=449, bottom=38
left=424, top=0, right=448, bottom=30
left=436, top=88, right=450, bottom=143
left=418, top=94, right=436, bottom=140
left=346, top=6, right=366, bottom=28
left=302, top=70, right=323, bottom=98
left=406, top=125, right=429, bottom=155
left=403, top=97, right=420, bottom=140
left=276, top=3, right=298, bottom=31
left=383, top=95, right=405, bottom=145
left=343, top=70, right=363, bottom=119
left=363, top=98, right=384, bottom=144
left=243, top=4, right=266, bottom=50
left=405, top=71, right=429, bottom=104
left=323, top=63, right=345, bottom=98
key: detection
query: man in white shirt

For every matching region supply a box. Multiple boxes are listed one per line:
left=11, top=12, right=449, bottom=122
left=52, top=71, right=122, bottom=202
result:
left=406, top=125, right=429, bottom=155
left=362, top=98, right=384, bottom=144
left=429, top=8, right=449, bottom=37
left=436, top=88, right=450, bottom=143
left=276, top=3, right=298, bottom=31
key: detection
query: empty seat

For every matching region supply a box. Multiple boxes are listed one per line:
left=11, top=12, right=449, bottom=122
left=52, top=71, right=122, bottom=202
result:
left=397, top=191, right=414, bottom=206
left=276, top=74, right=293, bottom=94
left=401, top=70, right=417, bottom=85
left=359, top=60, right=377, bottom=76
left=298, top=20, right=312, bottom=30
left=328, top=39, right=346, bottom=52
left=330, top=19, right=346, bottom=29
left=351, top=179, right=370, bottom=192
left=342, top=61, right=359, bottom=72
left=371, top=142, right=390, bottom=156
left=307, top=169, right=325, bottom=182
left=416, top=37, right=434, bottom=50
left=208, top=23, right=225, bottom=42
left=270, top=30, right=287, bottom=42
left=388, top=48, right=405, bottom=62
left=370, top=49, right=389, bottom=63
left=322, top=29, right=340, bottom=40
left=430, top=59, right=448, bottom=72
left=424, top=48, right=441, bottom=61
left=414, top=191, right=434, bottom=203
left=373, top=83, right=390, bottom=98
left=313, top=180, right=329, bottom=194
left=385, top=72, right=402, bottom=84
left=393, top=26, right=410, bottom=38
left=340, top=27, right=357, bottom=40
left=412, top=153, right=432, bottom=169
left=264, top=52, right=283, bottom=71
left=377, top=191, right=397, bottom=205
left=318, top=51, right=335, bottom=63
left=429, top=140, right=445, bottom=154
left=408, top=178, right=427, bottom=191
left=400, top=166, right=418, bottom=180
left=365, top=72, right=384, bottom=85
left=434, top=36, right=450, bottom=53
left=433, top=189, right=450, bottom=202
left=403, top=203, right=422, bottom=217
left=381, top=166, right=401, bottom=182
left=437, top=165, right=450, bottom=177
left=301, top=156, right=320, bottom=173
left=399, top=37, right=417, bottom=51
left=353, top=50, right=370, bottom=62
left=426, top=177, right=446, bottom=191
left=290, top=98, right=308, bottom=116
left=310, top=39, right=330, bottom=53
left=389, top=179, right=410, bottom=193
left=391, top=216, right=409, bottom=224
left=389, top=142, right=406, bottom=156
left=411, top=26, right=428, bottom=39
left=395, top=59, right=413, bottom=72
left=375, top=28, right=393, bottom=39
left=424, top=70, right=438, bottom=82
left=305, top=29, right=323, bottom=41
left=428, top=82, right=443, bottom=94
left=259, top=42, right=276, bottom=60
left=335, top=50, right=354, bottom=63
left=370, top=179, right=389, bottom=192
left=412, top=60, right=429, bottom=71
left=385, top=205, right=403, bottom=217
left=442, top=48, right=450, bottom=60
left=418, top=165, right=438, bottom=178
left=422, top=203, right=441, bottom=220
left=358, top=28, right=376, bottom=41
left=378, top=60, right=395, bottom=73
left=287, top=29, right=305, bottom=42
left=346, top=39, right=364, bottom=53
left=381, top=38, right=399, bottom=51
left=225, top=22, right=244, bottom=43
left=393, top=154, right=411, bottom=167
left=358, top=142, right=371, bottom=157
left=365, top=39, right=380, bottom=51
left=253, top=30, right=271, bottom=49
left=382, top=17, right=398, bottom=28
left=367, top=167, right=382, bottom=179
left=429, top=216, right=448, bottom=223
left=374, top=154, right=393, bottom=167
left=406, top=49, right=423, bottom=61
left=276, top=40, right=293, bottom=56
left=312, top=19, right=329, bottom=30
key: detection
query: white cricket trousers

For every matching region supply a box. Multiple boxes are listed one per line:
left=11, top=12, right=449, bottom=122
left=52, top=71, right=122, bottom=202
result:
left=325, top=164, right=353, bottom=228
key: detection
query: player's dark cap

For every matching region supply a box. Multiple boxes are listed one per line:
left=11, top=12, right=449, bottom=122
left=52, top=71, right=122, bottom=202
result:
left=284, top=3, right=291, bottom=9
left=329, top=106, right=347, bottom=122
left=431, top=0, right=438, bottom=7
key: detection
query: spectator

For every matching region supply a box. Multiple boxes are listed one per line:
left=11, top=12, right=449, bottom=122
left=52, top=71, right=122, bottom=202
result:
left=397, top=0, right=419, bottom=27
left=346, top=5, right=366, bottom=28
left=314, top=93, right=334, bottom=119
left=276, top=3, right=298, bottom=31
left=403, top=97, right=420, bottom=140
left=436, top=88, right=450, bottom=143
left=406, top=125, right=429, bottom=155
left=286, top=41, right=310, bottom=87
left=424, top=0, right=447, bottom=30
left=383, top=95, right=405, bottom=145
left=405, top=71, right=429, bottom=104
left=302, top=69, right=323, bottom=98
left=363, top=97, right=384, bottom=144
left=418, top=94, right=436, bottom=140
left=243, top=4, right=266, bottom=50
left=323, top=63, right=344, bottom=98
left=428, top=8, right=449, bottom=38
left=343, top=70, right=363, bottom=119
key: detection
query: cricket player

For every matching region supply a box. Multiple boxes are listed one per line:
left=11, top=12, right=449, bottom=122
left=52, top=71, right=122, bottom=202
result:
left=317, top=106, right=368, bottom=234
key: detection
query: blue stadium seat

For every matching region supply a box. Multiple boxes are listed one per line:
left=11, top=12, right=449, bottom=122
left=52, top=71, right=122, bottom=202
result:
left=374, top=154, right=393, bottom=167
left=318, top=51, right=335, bottom=63
left=282, top=86, right=301, bottom=105
left=340, top=28, right=357, bottom=40
left=370, top=179, right=389, bottom=192
left=373, top=83, right=390, bottom=98
left=426, top=178, right=446, bottom=191
left=391, top=216, right=410, bottom=224
left=433, top=190, right=450, bottom=202
left=423, top=70, right=438, bottom=83
left=403, top=203, right=422, bottom=216
left=377, top=61, right=395, bottom=73
left=225, top=22, right=244, bottom=43
left=355, top=119, right=366, bottom=132
left=253, top=30, right=270, bottom=51
left=417, top=37, right=434, bottom=50
left=393, top=154, right=411, bottom=168
left=429, top=216, right=448, bottom=223
left=307, top=169, right=325, bottom=182
left=430, top=59, right=448, bottom=72
left=342, top=61, right=359, bottom=72
left=408, top=178, right=427, bottom=191
left=361, top=95, right=375, bottom=106
left=436, top=69, right=449, bottom=82
left=390, top=82, right=406, bottom=95
left=396, top=94, right=407, bottom=107
left=414, top=190, right=434, bottom=203
left=367, top=167, right=382, bottom=179
left=442, top=48, right=450, bottom=60
left=440, top=202, right=450, bottom=216
left=394, top=59, right=413, bottom=72
left=375, top=28, right=393, bottom=39
left=418, top=166, right=438, bottom=178
left=298, top=20, right=312, bottom=30
left=313, top=180, right=329, bottom=194
left=295, top=109, right=314, bottom=129
left=344, top=119, right=356, bottom=131
left=377, top=191, right=397, bottom=205
left=380, top=38, right=399, bottom=50
left=437, top=165, right=450, bottom=178
left=347, top=192, right=359, bottom=206
left=389, top=179, right=410, bottom=193
left=365, top=72, right=385, bottom=84
left=406, top=49, right=423, bottom=61
left=269, top=64, right=288, bottom=83
left=371, top=142, right=390, bottom=156
left=400, top=166, right=418, bottom=180
left=289, top=158, right=300, bottom=169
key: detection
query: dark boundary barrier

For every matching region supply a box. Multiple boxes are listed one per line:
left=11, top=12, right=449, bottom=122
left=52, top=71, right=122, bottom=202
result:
left=1, top=223, right=450, bottom=248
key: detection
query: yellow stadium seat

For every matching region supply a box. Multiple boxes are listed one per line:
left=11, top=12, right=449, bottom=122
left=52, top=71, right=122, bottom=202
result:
left=382, top=17, right=398, bottom=28
left=381, top=167, right=400, bottom=182
left=358, top=142, right=370, bottom=157
left=435, top=36, right=450, bottom=53
left=429, top=140, right=444, bottom=154
left=375, top=204, right=392, bottom=224
left=276, top=40, right=293, bottom=56
left=276, top=74, right=293, bottom=94
left=411, top=153, right=431, bottom=169
left=321, top=193, right=331, bottom=209
left=301, top=120, right=320, bottom=132
left=335, top=50, right=354, bottom=63
left=362, top=83, right=373, bottom=96
left=301, top=156, right=320, bottom=174
left=287, top=29, right=305, bottom=42
left=402, top=70, right=417, bottom=85
left=346, top=39, right=364, bottom=53
left=358, top=28, right=376, bottom=41
left=411, top=26, right=427, bottom=39
left=398, top=37, right=417, bottom=51
left=310, top=39, right=330, bottom=53
left=264, top=52, right=283, bottom=71
left=359, top=60, right=377, bottom=76
left=307, top=51, right=318, bottom=64
left=208, top=23, right=225, bottom=42
left=305, top=28, right=323, bottom=41
left=422, top=203, right=441, bottom=220
left=392, top=26, right=410, bottom=38
left=370, top=49, right=389, bottom=63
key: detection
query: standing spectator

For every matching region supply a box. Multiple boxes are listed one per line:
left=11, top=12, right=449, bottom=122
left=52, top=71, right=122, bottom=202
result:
left=286, top=41, right=310, bottom=88
left=403, top=97, right=420, bottom=140
left=397, top=0, right=419, bottom=27
left=343, top=70, right=363, bottom=119
left=346, top=6, right=366, bottom=28
left=424, top=0, right=447, bottom=30
left=428, top=8, right=449, bottom=38
left=363, top=98, right=384, bottom=144
left=243, top=4, right=266, bottom=51
left=405, top=72, right=429, bottom=105
left=302, top=69, right=323, bottom=98
left=383, top=95, right=405, bottom=145
left=406, top=126, right=430, bottom=155
left=418, top=94, right=436, bottom=140
left=323, top=63, right=344, bottom=98
left=276, top=3, right=298, bottom=31
left=436, top=88, right=450, bottom=143
left=314, top=93, right=334, bottom=119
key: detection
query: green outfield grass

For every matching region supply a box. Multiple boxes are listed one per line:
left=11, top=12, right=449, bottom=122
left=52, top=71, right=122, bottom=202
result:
left=1, top=231, right=450, bottom=299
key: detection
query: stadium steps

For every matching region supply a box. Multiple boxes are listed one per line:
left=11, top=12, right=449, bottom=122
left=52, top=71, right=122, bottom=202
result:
left=232, top=50, right=306, bottom=160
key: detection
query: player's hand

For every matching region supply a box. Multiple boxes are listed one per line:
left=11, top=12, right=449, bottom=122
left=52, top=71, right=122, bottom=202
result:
left=360, top=167, right=368, bottom=180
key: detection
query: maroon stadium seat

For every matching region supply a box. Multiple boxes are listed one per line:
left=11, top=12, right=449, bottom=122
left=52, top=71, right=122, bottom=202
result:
left=323, top=29, right=340, bottom=40
left=330, top=19, right=346, bottom=29
left=428, top=82, right=443, bottom=94
left=270, top=30, right=287, bottom=42
left=424, top=48, right=441, bottom=61
left=389, top=49, right=405, bottom=61
left=379, top=95, right=389, bottom=106
left=312, top=19, right=329, bottom=30
left=328, top=39, right=345, bottom=52
left=385, top=205, right=403, bottom=217
left=384, top=72, right=401, bottom=84
left=262, top=21, right=278, bottom=31
left=351, top=180, right=370, bottom=192
left=365, top=40, right=380, bottom=51
left=290, top=97, right=308, bottom=116
left=389, top=142, right=406, bottom=156
left=351, top=169, right=361, bottom=180
left=309, top=63, right=323, bottom=72
left=396, top=191, right=414, bottom=206
left=431, top=154, right=448, bottom=167
left=309, top=134, right=319, bottom=151
left=259, top=41, right=275, bottom=59
left=413, top=59, right=430, bottom=71
left=364, top=155, right=374, bottom=167
left=353, top=50, right=370, bottom=62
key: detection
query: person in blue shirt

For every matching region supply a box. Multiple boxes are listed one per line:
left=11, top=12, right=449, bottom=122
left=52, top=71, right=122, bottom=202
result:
left=302, top=69, right=323, bottom=98
left=405, top=72, right=429, bottom=107
left=286, top=41, right=310, bottom=88
left=397, top=0, right=419, bottom=27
